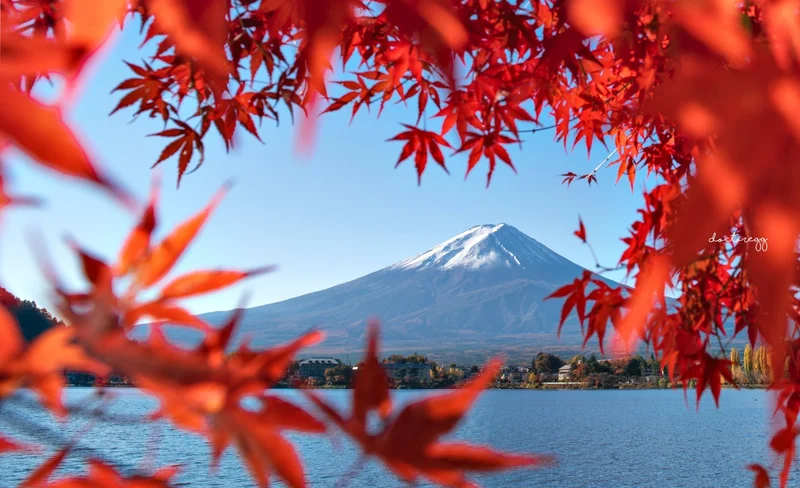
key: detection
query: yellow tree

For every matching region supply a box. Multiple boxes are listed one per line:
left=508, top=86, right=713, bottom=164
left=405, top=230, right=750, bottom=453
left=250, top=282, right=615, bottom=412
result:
left=743, top=344, right=753, bottom=373
left=730, top=348, right=740, bottom=372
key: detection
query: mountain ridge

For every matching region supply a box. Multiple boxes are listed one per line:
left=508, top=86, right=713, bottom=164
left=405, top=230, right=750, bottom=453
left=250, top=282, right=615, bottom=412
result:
left=188, top=223, right=622, bottom=362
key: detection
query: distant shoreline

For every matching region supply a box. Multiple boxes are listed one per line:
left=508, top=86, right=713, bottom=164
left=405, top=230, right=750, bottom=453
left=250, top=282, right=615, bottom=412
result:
left=64, top=384, right=769, bottom=391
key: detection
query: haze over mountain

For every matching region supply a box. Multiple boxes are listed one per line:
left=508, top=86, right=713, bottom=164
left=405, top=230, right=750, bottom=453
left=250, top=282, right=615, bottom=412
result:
left=196, top=223, right=625, bottom=362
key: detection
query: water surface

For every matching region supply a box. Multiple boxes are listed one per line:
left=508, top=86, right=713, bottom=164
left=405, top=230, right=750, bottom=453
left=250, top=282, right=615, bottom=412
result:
left=0, top=388, right=795, bottom=487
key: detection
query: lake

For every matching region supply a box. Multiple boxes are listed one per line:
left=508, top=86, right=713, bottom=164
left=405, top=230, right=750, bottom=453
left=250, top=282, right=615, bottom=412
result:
left=0, top=388, right=796, bottom=487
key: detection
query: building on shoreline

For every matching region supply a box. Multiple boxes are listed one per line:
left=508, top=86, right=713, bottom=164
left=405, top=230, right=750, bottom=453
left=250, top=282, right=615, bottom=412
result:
left=298, top=357, right=342, bottom=379
left=558, top=364, right=572, bottom=381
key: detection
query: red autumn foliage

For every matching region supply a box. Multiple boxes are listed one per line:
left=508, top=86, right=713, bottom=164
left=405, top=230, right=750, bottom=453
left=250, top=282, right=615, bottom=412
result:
left=1, top=0, right=800, bottom=487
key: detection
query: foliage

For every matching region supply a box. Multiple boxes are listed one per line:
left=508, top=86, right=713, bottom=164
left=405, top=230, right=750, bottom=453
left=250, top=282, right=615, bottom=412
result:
left=623, top=357, right=642, bottom=377
left=2, top=0, right=800, bottom=486
left=385, top=353, right=427, bottom=364
left=744, top=344, right=754, bottom=373
left=324, top=363, right=354, bottom=385
left=731, top=348, right=741, bottom=374
left=0, top=288, right=63, bottom=342
left=532, top=352, right=566, bottom=374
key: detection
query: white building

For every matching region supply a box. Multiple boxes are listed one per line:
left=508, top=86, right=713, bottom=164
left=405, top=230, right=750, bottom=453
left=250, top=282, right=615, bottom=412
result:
left=558, top=364, right=572, bottom=381
left=298, top=357, right=341, bottom=379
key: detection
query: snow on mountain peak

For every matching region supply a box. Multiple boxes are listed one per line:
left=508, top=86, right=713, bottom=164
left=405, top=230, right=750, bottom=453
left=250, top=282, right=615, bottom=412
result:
left=390, top=223, right=570, bottom=271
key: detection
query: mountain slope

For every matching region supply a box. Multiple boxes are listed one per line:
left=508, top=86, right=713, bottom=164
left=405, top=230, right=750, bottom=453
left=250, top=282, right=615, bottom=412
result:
left=196, top=224, right=619, bottom=359
left=1, top=287, right=62, bottom=342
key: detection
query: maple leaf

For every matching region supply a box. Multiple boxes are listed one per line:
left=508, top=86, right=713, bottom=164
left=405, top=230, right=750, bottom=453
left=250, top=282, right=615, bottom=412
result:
left=308, top=321, right=554, bottom=487
left=770, top=424, right=799, bottom=488
left=389, top=124, right=452, bottom=184
left=131, top=310, right=326, bottom=488
left=749, top=464, right=772, bottom=488
left=575, top=217, right=587, bottom=242
left=133, top=181, right=230, bottom=288
left=145, top=0, right=230, bottom=81
left=149, top=121, right=206, bottom=187
left=545, top=271, right=592, bottom=338
left=457, top=132, right=518, bottom=187
left=685, top=354, right=736, bottom=409
left=0, top=305, right=106, bottom=415
left=157, top=267, right=276, bottom=301
left=0, top=85, right=132, bottom=206
left=615, top=254, right=671, bottom=353
left=21, top=447, right=70, bottom=488
left=110, top=62, right=173, bottom=121
left=0, top=32, right=87, bottom=83
left=0, top=435, right=27, bottom=454
left=568, top=0, right=624, bottom=37
left=115, top=173, right=160, bottom=276
left=560, top=172, right=579, bottom=186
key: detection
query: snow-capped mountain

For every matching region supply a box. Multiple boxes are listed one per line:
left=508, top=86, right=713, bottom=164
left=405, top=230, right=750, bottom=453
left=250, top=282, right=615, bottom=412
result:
left=390, top=223, right=576, bottom=271
left=196, top=224, right=618, bottom=360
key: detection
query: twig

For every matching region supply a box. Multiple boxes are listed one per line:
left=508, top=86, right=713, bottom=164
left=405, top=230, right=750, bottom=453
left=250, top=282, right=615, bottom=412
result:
left=589, top=147, right=619, bottom=176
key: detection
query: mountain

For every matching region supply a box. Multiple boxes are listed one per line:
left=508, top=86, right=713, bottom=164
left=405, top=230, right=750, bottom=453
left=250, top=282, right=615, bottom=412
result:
left=193, top=223, right=624, bottom=362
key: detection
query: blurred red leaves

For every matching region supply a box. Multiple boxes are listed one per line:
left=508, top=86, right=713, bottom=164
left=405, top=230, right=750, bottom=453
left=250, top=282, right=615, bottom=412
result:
left=749, top=464, right=772, bottom=488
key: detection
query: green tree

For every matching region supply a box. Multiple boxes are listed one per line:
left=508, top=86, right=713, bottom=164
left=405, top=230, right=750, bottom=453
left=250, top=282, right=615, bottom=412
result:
left=324, top=364, right=353, bottom=385
left=624, top=358, right=642, bottom=377
left=406, top=353, right=427, bottom=364
left=533, top=353, right=565, bottom=374
left=569, top=354, right=586, bottom=366
left=647, top=354, right=661, bottom=376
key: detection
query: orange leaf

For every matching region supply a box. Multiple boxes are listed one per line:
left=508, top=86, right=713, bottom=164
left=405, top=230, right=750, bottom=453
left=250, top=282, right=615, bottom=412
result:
left=424, top=443, right=555, bottom=472
left=125, top=301, right=211, bottom=332
left=352, top=319, right=392, bottom=424
left=116, top=174, right=160, bottom=276
left=21, top=447, right=69, bottom=488
left=64, top=0, right=127, bottom=49
left=748, top=464, right=772, bottom=488
left=574, top=217, right=587, bottom=242
left=0, top=33, right=86, bottom=80
left=615, top=255, right=670, bottom=353
left=0, top=305, right=23, bottom=362
left=147, top=0, right=230, bottom=79
left=134, top=182, right=230, bottom=288
left=0, top=85, right=131, bottom=205
left=0, top=435, right=31, bottom=454
left=159, top=266, right=275, bottom=300
left=568, top=0, right=623, bottom=37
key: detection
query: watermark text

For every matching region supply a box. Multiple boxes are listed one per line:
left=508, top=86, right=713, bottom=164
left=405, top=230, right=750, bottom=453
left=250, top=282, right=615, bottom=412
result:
left=709, top=231, right=768, bottom=252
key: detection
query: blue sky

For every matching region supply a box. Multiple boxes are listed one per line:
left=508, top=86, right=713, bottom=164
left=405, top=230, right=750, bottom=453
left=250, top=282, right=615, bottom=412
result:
left=1, top=26, right=651, bottom=315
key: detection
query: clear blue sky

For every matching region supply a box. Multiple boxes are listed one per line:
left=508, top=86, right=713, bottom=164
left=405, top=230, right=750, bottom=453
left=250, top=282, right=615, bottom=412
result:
left=0, top=26, right=652, bottom=315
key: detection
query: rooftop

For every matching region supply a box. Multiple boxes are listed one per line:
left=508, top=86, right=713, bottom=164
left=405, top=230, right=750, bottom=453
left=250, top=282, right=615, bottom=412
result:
left=298, top=357, right=340, bottom=365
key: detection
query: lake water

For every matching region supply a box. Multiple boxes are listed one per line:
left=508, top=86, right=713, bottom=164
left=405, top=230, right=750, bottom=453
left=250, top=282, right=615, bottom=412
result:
left=0, top=388, right=797, bottom=487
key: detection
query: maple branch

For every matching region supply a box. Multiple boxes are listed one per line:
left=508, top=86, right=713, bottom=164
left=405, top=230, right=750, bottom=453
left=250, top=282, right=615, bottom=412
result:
left=589, top=148, right=619, bottom=176
left=519, top=117, right=577, bottom=134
